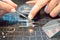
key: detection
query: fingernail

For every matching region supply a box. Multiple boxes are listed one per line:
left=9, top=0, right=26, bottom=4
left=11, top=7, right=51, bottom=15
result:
left=10, top=8, right=16, bottom=12
left=50, top=13, right=55, bottom=17
left=44, top=5, right=47, bottom=11
left=45, top=5, right=47, bottom=10
left=26, top=2, right=29, bottom=4
left=0, top=9, right=5, bottom=17
left=28, top=14, right=33, bottom=20
left=44, top=6, right=49, bottom=13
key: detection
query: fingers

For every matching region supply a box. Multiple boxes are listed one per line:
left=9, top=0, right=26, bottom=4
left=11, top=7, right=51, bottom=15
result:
left=50, top=3, right=60, bottom=17
left=28, top=0, right=49, bottom=19
left=44, top=0, right=58, bottom=13
left=0, top=9, right=7, bottom=17
left=26, top=1, right=36, bottom=4
left=0, top=1, right=15, bottom=12
left=2, top=0, right=17, bottom=8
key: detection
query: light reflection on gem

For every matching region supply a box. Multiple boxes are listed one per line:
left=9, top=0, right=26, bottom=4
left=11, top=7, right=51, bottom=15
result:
left=3, top=36, right=5, bottom=38
left=55, top=27, right=60, bottom=32
left=28, top=29, right=34, bottom=33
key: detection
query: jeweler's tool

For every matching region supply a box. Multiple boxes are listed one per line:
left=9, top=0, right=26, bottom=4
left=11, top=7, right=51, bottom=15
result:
left=11, top=9, right=32, bottom=20
left=11, top=9, right=41, bottom=27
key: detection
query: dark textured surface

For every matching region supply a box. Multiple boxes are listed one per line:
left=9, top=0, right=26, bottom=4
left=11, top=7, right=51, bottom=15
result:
left=0, top=27, right=60, bottom=40
left=0, top=14, right=60, bottom=40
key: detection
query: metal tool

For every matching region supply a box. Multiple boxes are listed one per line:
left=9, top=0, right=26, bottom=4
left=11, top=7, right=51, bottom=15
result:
left=14, top=10, right=40, bottom=27
left=15, top=11, right=28, bottom=19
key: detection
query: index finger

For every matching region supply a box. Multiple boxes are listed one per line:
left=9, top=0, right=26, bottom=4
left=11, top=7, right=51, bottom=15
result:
left=2, top=0, right=17, bottom=8
left=0, top=1, right=15, bottom=12
left=28, top=0, right=49, bottom=19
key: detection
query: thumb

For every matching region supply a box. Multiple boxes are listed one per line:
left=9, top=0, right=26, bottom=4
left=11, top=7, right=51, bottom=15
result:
left=0, top=9, right=7, bottom=17
left=2, top=0, right=17, bottom=8
left=26, top=1, right=36, bottom=4
left=0, top=1, right=15, bottom=12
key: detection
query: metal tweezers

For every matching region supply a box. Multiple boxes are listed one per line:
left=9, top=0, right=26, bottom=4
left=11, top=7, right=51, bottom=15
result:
left=15, top=11, right=40, bottom=27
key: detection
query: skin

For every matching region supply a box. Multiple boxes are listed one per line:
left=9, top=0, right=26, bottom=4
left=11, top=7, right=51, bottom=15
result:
left=26, top=0, right=60, bottom=19
left=0, top=0, right=60, bottom=19
left=0, top=0, right=17, bottom=16
left=26, top=0, right=37, bottom=4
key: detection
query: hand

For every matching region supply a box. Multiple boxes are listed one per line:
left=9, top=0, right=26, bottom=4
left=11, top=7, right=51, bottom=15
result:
left=26, top=0, right=37, bottom=5
left=26, top=0, right=60, bottom=19
left=0, top=0, right=17, bottom=16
